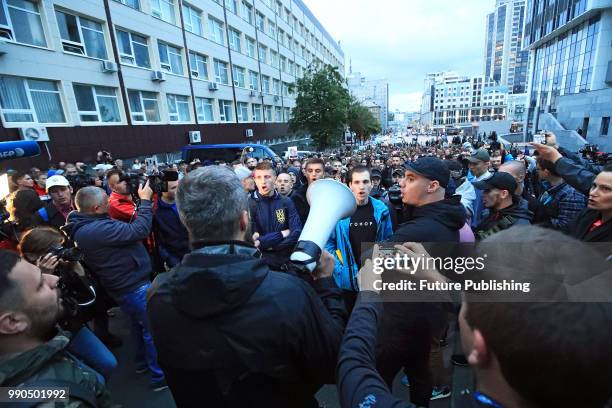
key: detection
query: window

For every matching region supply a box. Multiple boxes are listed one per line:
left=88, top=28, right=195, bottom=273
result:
left=128, top=90, right=160, bottom=122
left=218, top=99, right=233, bottom=122
left=237, top=102, right=248, bottom=122
left=272, top=79, right=280, bottom=95
left=117, top=30, right=150, bottom=68
left=113, top=0, right=140, bottom=10
left=282, top=82, right=288, bottom=96
left=189, top=51, right=208, bottom=79
left=241, top=1, right=253, bottom=24
left=226, top=0, right=237, bottom=14
left=73, top=84, right=120, bottom=123
left=249, top=70, right=259, bottom=91
left=151, top=0, right=175, bottom=24
left=182, top=3, right=202, bottom=35
left=158, top=42, right=183, bottom=75
left=283, top=107, right=290, bottom=121
left=262, top=75, right=270, bottom=93
left=56, top=11, right=107, bottom=59
left=208, top=17, right=224, bottom=45
left=167, top=94, right=191, bottom=122
left=270, top=50, right=278, bottom=67
left=280, top=56, right=286, bottom=72
left=264, top=105, right=272, bottom=121
left=252, top=103, right=262, bottom=121
left=0, top=76, right=65, bottom=124
left=0, top=0, right=46, bottom=47
left=213, top=59, right=229, bottom=84
left=268, top=20, right=275, bottom=37
left=229, top=28, right=241, bottom=52
left=258, top=44, right=267, bottom=63
left=255, top=11, right=265, bottom=31
left=245, top=36, right=255, bottom=58
left=195, top=97, right=214, bottom=121
left=278, top=29, right=284, bottom=45
left=232, top=65, right=245, bottom=87
left=602, top=117, right=610, bottom=136
left=274, top=106, right=281, bottom=121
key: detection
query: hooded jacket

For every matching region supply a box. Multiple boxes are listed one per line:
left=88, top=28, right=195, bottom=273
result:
left=63, top=200, right=153, bottom=299
left=153, top=197, right=189, bottom=265
left=325, top=196, right=393, bottom=291
left=291, top=183, right=310, bottom=225
left=475, top=196, right=533, bottom=240
left=0, top=331, right=115, bottom=407
left=571, top=208, right=612, bottom=245
left=146, top=242, right=347, bottom=408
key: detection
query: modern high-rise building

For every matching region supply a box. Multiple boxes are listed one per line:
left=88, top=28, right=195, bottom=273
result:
left=484, top=0, right=530, bottom=94
left=523, top=0, right=612, bottom=151
left=347, top=71, right=389, bottom=132
left=0, top=0, right=344, bottom=167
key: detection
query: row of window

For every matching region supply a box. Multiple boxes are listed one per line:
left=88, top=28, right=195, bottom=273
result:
left=0, top=75, right=292, bottom=126
left=114, top=0, right=341, bottom=68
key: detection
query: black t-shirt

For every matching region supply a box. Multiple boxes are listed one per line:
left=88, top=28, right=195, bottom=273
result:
left=349, top=199, right=378, bottom=268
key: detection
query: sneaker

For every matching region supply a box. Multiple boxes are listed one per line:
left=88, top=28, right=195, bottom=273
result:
left=431, top=386, right=451, bottom=400
left=401, top=375, right=410, bottom=388
left=152, top=379, right=168, bottom=392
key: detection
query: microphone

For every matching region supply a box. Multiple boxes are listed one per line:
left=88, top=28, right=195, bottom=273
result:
left=0, top=141, right=41, bottom=161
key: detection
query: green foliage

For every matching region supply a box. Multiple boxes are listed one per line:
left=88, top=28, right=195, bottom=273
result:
left=347, top=97, right=381, bottom=142
left=289, top=64, right=351, bottom=150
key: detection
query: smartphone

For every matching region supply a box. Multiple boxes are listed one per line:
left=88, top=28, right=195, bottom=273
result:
left=533, top=132, right=546, bottom=144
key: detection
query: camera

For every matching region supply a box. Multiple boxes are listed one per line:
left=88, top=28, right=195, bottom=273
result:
left=65, top=174, right=97, bottom=192
left=50, top=245, right=84, bottom=262
left=120, top=170, right=179, bottom=195
left=580, top=144, right=611, bottom=165
left=388, top=183, right=402, bottom=206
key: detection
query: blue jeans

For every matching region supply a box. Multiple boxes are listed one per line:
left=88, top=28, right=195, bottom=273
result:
left=67, top=326, right=117, bottom=383
left=116, top=282, right=165, bottom=384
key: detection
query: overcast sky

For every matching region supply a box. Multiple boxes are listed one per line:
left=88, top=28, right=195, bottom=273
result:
left=304, top=0, right=494, bottom=112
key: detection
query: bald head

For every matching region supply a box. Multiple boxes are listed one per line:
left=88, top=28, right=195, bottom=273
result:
left=499, top=161, right=527, bottom=195
left=75, top=186, right=109, bottom=214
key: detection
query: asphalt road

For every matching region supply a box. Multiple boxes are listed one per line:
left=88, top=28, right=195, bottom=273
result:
left=105, top=308, right=467, bottom=408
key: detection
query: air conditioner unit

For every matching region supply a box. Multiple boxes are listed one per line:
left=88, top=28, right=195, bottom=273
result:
left=151, top=71, right=166, bottom=82
left=188, top=130, right=201, bottom=144
left=102, top=60, right=118, bottom=73
left=19, top=126, right=49, bottom=142
left=209, top=82, right=219, bottom=91
left=245, top=128, right=254, bottom=138
left=249, top=90, right=256, bottom=97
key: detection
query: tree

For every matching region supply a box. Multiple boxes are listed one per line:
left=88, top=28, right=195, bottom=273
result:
left=347, top=98, right=382, bottom=142
left=289, top=64, right=351, bottom=150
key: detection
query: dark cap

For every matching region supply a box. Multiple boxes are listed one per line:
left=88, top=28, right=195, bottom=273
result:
left=472, top=172, right=517, bottom=193
left=392, top=168, right=404, bottom=177
left=370, top=168, right=382, bottom=178
left=467, top=148, right=490, bottom=163
left=404, top=157, right=450, bottom=188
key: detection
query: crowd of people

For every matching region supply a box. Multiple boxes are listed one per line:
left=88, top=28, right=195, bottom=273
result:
left=0, top=134, right=610, bottom=408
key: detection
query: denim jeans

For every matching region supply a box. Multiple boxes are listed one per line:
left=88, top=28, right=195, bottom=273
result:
left=116, top=282, right=165, bottom=384
left=67, top=326, right=117, bottom=383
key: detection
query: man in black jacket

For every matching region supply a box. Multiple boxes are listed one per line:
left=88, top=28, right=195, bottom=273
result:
left=291, top=158, right=325, bottom=224
left=377, top=157, right=466, bottom=407
left=147, top=166, right=347, bottom=408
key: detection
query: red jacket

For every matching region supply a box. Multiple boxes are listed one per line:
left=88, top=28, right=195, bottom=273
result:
left=108, top=192, right=136, bottom=222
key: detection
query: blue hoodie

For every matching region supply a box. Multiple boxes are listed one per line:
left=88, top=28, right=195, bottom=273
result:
left=325, top=197, right=393, bottom=291
left=64, top=200, right=153, bottom=299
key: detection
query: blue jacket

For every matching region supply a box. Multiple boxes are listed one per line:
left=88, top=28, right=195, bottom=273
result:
left=153, top=198, right=189, bottom=266
left=249, top=190, right=302, bottom=253
left=63, top=200, right=153, bottom=299
left=325, top=197, right=393, bottom=291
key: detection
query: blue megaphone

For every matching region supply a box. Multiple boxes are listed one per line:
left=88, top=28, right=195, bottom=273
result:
left=0, top=140, right=41, bottom=161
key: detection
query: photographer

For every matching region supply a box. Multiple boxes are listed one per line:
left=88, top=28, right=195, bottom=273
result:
left=63, top=184, right=167, bottom=391
left=18, top=227, right=117, bottom=382
left=0, top=250, right=116, bottom=407
left=147, top=166, right=347, bottom=407
left=106, top=168, right=137, bottom=223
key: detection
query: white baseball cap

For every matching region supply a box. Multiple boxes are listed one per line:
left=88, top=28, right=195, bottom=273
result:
left=46, top=175, right=71, bottom=192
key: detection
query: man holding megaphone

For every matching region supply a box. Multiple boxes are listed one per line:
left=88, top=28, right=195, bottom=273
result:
left=147, top=166, right=347, bottom=408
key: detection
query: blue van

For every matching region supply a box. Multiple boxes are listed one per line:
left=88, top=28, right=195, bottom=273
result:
left=181, top=144, right=279, bottom=165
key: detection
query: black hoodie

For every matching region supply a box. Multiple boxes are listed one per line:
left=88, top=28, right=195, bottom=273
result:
left=146, top=242, right=347, bottom=408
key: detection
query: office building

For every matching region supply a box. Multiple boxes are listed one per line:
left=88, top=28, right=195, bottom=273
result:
left=0, top=0, right=344, bottom=165
left=347, top=71, right=389, bottom=132
left=523, top=0, right=612, bottom=151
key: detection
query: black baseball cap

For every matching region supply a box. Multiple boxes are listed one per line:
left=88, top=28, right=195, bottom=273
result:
left=404, top=157, right=450, bottom=189
left=472, top=172, right=517, bottom=193
left=370, top=168, right=382, bottom=178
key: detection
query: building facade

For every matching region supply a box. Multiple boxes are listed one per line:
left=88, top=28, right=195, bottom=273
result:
left=484, top=0, right=530, bottom=94
left=0, top=0, right=344, bottom=167
left=347, top=71, right=389, bottom=132
left=523, top=0, right=612, bottom=150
